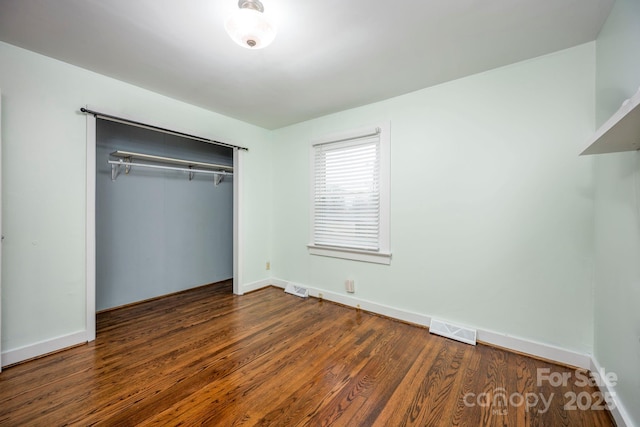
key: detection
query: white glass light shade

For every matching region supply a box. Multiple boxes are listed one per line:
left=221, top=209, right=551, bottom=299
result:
left=225, top=8, right=277, bottom=49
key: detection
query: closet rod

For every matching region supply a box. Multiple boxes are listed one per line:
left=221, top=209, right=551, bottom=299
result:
left=80, top=107, right=248, bottom=152
left=111, top=150, right=233, bottom=171
left=108, top=160, right=233, bottom=176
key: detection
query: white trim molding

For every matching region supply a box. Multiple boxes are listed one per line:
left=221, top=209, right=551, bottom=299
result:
left=590, top=356, right=634, bottom=427
left=1, top=331, right=87, bottom=367
left=233, top=148, right=243, bottom=295
left=85, top=112, right=97, bottom=342
left=476, top=329, right=590, bottom=369
left=241, top=278, right=274, bottom=294
left=307, top=245, right=391, bottom=265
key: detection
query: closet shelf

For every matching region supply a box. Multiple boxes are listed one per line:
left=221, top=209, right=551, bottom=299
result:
left=111, top=150, right=233, bottom=171
left=581, top=88, right=640, bottom=155
left=109, top=150, right=232, bottom=185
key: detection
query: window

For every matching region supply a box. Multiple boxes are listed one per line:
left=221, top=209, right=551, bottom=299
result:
left=308, top=124, right=391, bottom=264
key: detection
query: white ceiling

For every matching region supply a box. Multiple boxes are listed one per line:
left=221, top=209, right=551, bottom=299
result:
left=0, top=0, right=614, bottom=129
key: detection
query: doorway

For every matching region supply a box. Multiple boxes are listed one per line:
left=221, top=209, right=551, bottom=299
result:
left=85, top=112, right=244, bottom=341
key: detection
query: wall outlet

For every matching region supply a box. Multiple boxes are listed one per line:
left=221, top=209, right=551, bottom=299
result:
left=345, top=279, right=355, bottom=293
left=266, top=261, right=270, bottom=270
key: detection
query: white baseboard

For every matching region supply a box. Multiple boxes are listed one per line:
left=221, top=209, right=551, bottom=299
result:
left=477, top=329, right=591, bottom=369
left=265, top=278, right=592, bottom=370
left=276, top=279, right=435, bottom=326
left=2, top=331, right=87, bottom=367
left=241, top=278, right=273, bottom=294
left=590, top=356, right=634, bottom=427
left=269, top=278, right=289, bottom=289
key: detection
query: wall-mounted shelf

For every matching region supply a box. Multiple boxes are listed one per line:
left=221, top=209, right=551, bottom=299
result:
left=109, top=150, right=232, bottom=185
left=581, top=88, right=640, bottom=155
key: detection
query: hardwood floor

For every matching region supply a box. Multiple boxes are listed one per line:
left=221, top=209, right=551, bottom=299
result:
left=0, top=281, right=615, bottom=426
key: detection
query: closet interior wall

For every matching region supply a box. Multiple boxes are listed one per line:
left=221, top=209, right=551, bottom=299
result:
left=95, top=119, right=233, bottom=311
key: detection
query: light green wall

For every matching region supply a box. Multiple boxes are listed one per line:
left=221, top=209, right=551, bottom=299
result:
left=0, top=42, right=272, bottom=352
left=594, top=0, right=640, bottom=424
left=272, top=43, right=596, bottom=353
left=595, top=0, right=640, bottom=127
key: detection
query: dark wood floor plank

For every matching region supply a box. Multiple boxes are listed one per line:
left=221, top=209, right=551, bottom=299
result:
left=0, top=282, right=616, bottom=426
left=252, top=314, right=385, bottom=426
left=79, top=298, right=327, bottom=425
left=142, top=303, right=364, bottom=425
left=139, top=301, right=358, bottom=425
left=373, top=337, right=473, bottom=426
left=0, top=283, right=243, bottom=401
left=450, top=343, right=484, bottom=427
left=298, top=317, right=425, bottom=426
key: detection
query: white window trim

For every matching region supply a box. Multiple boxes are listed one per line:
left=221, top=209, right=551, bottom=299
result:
left=308, top=122, right=391, bottom=265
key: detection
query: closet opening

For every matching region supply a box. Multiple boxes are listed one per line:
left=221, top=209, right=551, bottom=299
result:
left=85, top=111, right=244, bottom=341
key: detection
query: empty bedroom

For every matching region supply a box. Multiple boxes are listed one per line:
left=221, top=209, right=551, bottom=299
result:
left=0, top=0, right=638, bottom=425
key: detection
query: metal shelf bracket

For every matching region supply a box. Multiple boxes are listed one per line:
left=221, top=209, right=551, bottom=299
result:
left=111, top=158, right=131, bottom=181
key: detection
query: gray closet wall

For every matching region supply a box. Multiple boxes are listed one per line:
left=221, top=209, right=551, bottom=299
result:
left=96, top=119, right=233, bottom=311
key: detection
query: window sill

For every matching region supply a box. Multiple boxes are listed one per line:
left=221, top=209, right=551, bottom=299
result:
left=307, top=244, right=391, bottom=265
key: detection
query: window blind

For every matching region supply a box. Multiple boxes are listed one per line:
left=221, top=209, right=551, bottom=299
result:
left=313, top=134, right=381, bottom=251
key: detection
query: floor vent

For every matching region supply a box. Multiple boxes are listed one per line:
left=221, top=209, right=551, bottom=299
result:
left=429, top=318, right=477, bottom=345
left=284, top=283, right=309, bottom=298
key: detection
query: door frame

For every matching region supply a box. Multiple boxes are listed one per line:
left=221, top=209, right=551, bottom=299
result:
left=0, top=89, right=3, bottom=370
left=84, top=112, right=243, bottom=342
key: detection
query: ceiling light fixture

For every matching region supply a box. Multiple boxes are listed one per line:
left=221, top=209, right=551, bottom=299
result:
left=225, top=0, right=277, bottom=49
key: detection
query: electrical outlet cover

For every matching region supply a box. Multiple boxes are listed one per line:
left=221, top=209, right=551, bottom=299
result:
left=345, top=279, right=355, bottom=293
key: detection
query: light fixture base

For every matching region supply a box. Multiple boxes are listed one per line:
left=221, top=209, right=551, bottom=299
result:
left=238, top=0, right=264, bottom=13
